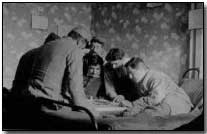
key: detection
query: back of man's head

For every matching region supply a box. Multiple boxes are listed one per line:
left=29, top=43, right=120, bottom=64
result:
left=125, top=57, right=148, bottom=70
left=44, top=32, right=60, bottom=44
left=67, top=26, right=91, bottom=41
left=105, top=48, right=125, bottom=62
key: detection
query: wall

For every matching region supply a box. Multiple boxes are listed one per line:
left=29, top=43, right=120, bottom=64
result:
left=91, top=3, right=190, bottom=83
left=3, top=3, right=192, bottom=88
left=205, top=7, right=207, bottom=88
left=3, top=3, right=91, bottom=88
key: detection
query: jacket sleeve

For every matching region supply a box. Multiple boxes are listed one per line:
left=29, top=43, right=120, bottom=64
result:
left=103, top=68, right=119, bottom=100
left=133, top=77, right=167, bottom=110
left=66, top=47, right=88, bottom=106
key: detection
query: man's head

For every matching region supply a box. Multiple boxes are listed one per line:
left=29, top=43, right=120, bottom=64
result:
left=67, top=26, right=91, bottom=49
left=125, top=57, right=149, bottom=82
left=105, top=48, right=126, bottom=69
left=44, top=32, right=60, bottom=44
left=86, top=51, right=103, bottom=78
left=89, top=36, right=105, bottom=56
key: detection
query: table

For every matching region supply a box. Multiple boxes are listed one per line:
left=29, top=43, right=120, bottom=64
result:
left=91, top=99, right=127, bottom=116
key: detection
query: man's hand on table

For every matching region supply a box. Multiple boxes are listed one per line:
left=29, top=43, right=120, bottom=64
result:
left=122, top=106, right=142, bottom=116
left=118, top=100, right=133, bottom=108
left=86, top=97, right=134, bottom=117
left=112, top=95, right=133, bottom=108
left=113, top=95, right=125, bottom=103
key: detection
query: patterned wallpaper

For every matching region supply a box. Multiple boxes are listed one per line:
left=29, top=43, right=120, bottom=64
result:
left=91, top=3, right=190, bottom=83
left=3, top=3, right=191, bottom=88
left=3, top=3, right=91, bottom=88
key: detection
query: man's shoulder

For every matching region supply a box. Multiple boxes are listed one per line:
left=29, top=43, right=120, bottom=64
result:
left=60, top=37, right=73, bottom=42
left=61, top=37, right=76, bottom=46
left=47, top=38, right=80, bottom=56
left=48, top=37, right=75, bottom=48
left=21, top=48, right=39, bottom=60
left=146, top=69, right=170, bottom=81
left=147, top=69, right=162, bottom=75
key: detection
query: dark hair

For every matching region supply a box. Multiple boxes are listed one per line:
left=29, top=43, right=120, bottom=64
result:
left=85, top=36, right=104, bottom=49
left=68, top=30, right=89, bottom=47
left=83, top=51, right=104, bottom=76
left=91, top=36, right=104, bottom=45
left=125, top=57, right=148, bottom=70
left=105, top=48, right=125, bottom=62
left=44, top=32, right=60, bottom=44
left=67, top=30, right=82, bottom=40
left=85, top=51, right=103, bottom=66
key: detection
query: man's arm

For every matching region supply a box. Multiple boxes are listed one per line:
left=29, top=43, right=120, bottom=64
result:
left=65, top=48, right=97, bottom=107
left=123, top=78, right=168, bottom=116
left=66, top=47, right=87, bottom=106
left=103, top=69, right=119, bottom=100
left=134, top=78, right=167, bottom=107
left=66, top=47, right=100, bottom=117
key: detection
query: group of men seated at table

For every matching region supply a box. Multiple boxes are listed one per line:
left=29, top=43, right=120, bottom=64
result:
left=11, top=25, right=193, bottom=123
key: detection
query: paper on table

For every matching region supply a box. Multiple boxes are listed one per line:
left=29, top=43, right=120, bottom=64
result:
left=92, top=99, right=127, bottom=112
left=95, top=106, right=127, bottom=112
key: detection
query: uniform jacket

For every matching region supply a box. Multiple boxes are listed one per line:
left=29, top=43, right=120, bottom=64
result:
left=11, top=48, right=39, bottom=95
left=23, top=38, right=87, bottom=108
left=132, top=70, right=193, bottom=115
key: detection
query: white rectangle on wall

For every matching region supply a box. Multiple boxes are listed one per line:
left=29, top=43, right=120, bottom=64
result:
left=189, top=9, right=203, bottom=29
left=32, top=15, right=48, bottom=30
